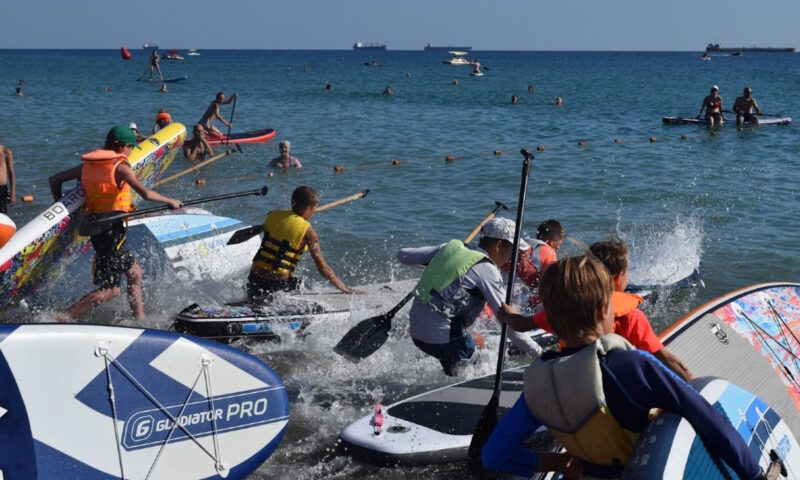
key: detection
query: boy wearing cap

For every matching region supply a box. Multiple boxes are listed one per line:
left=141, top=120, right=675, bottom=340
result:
left=697, top=85, right=725, bottom=126
left=49, top=125, right=183, bottom=320
left=733, top=87, right=761, bottom=128
left=269, top=140, right=302, bottom=169
left=129, top=123, right=147, bottom=143
left=396, top=217, right=540, bottom=376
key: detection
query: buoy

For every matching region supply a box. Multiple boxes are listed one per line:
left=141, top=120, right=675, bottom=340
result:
left=120, top=47, right=131, bottom=61
left=445, top=155, right=455, bottom=162
left=452, top=79, right=458, bottom=85
left=578, top=140, right=586, bottom=147
left=392, top=160, right=402, bottom=166
left=22, top=195, right=34, bottom=202
left=334, top=165, right=344, bottom=172
left=615, top=139, right=623, bottom=144
left=493, top=150, right=502, bottom=155
left=537, top=145, right=545, bottom=151
left=195, top=178, right=206, bottom=186
left=0, top=214, right=16, bottom=249
left=680, top=134, right=688, bottom=140
left=649, top=137, right=657, bottom=143
left=268, top=172, right=275, bottom=178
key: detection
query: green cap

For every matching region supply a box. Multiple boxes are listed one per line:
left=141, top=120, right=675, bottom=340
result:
left=108, top=125, right=138, bottom=147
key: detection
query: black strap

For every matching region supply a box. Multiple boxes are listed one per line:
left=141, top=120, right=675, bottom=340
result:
left=257, top=232, right=304, bottom=272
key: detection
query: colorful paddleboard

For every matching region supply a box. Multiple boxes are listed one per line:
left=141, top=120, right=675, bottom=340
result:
left=662, top=116, right=791, bottom=126
left=202, top=129, right=276, bottom=146
left=127, top=208, right=260, bottom=282
left=0, top=323, right=288, bottom=479
left=623, top=377, right=799, bottom=479
left=0, top=123, right=186, bottom=310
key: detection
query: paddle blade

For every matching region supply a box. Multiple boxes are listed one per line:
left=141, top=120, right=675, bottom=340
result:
left=227, top=225, right=263, bottom=245
left=333, top=314, right=391, bottom=362
left=467, top=394, right=500, bottom=460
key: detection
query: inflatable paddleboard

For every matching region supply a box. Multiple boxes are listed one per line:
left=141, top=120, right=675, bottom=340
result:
left=148, top=76, right=188, bottom=84
left=662, top=116, right=791, bottom=126
left=0, top=123, right=186, bottom=311
left=202, top=129, right=276, bottom=146
left=624, top=376, right=799, bottom=479
left=127, top=208, right=260, bottom=282
left=175, top=279, right=417, bottom=341
left=0, top=323, right=288, bottom=479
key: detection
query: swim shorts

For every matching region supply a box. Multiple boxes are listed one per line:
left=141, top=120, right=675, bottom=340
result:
left=90, top=220, right=136, bottom=289
left=246, top=272, right=300, bottom=301
left=0, top=185, right=7, bottom=214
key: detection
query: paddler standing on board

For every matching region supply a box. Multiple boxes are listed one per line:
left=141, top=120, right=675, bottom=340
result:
left=733, top=86, right=761, bottom=128
left=246, top=186, right=360, bottom=300
left=148, top=49, right=163, bottom=82
left=482, top=255, right=763, bottom=479
left=197, top=91, right=237, bottom=137
left=48, top=125, right=183, bottom=320
left=396, top=218, right=543, bottom=377
left=697, top=85, right=725, bottom=126
left=0, top=139, right=16, bottom=214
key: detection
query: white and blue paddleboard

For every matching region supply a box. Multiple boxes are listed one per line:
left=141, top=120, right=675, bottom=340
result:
left=624, top=377, right=800, bottom=479
left=127, top=208, right=260, bottom=282
left=0, top=324, right=288, bottom=479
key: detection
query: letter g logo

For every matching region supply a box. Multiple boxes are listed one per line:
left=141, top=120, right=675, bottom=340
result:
left=132, top=416, right=154, bottom=441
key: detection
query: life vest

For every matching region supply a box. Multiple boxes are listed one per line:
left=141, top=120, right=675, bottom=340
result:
left=252, top=210, right=310, bottom=276
left=413, top=240, right=494, bottom=322
left=523, top=334, right=639, bottom=476
left=612, top=291, right=642, bottom=317
left=81, top=149, right=133, bottom=214
left=156, top=112, right=172, bottom=122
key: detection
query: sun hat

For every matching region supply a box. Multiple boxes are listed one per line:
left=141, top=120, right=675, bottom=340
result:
left=128, top=122, right=138, bottom=130
left=481, top=217, right=530, bottom=251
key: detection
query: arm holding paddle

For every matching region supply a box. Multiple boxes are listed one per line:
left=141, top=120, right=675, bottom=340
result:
left=116, top=163, right=182, bottom=210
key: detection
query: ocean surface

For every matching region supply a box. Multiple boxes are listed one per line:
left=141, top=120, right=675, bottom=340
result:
left=1, top=49, right=800, bottom=478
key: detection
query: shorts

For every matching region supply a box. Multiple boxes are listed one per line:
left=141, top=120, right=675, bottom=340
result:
left=0, top=185, right=8, bottom=214
left=246, top=272, right=299, bottom=301
left=738, top=112, right=758, bottom=123
left=90, top=220, right=136, bottom=289
left=705, top=112, right=723, bottom=122
left=413, top=325, right=476, bottom=376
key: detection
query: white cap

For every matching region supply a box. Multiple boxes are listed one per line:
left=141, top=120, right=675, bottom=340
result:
left=128, top=122, right=138, bottom=130
left=711, top=85, right=719, bottom=91
left=481, top=217, right=530, bottom=251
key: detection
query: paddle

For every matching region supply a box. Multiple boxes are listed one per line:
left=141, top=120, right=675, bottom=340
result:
left=225, top=94, right=237, bottom=144
left=80, top=186, right=268, bottom=237
left=226, top=189, right=371, bottom=246
left=153, top=144, right=242, bottom=188
left=333, top=200, right=509, bottom=363
left=468, top=148, right=533, bottom=462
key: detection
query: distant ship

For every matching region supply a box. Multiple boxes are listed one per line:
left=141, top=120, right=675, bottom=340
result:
left=142, top=43, right=159, bottom=50
left=424, top=42, right=472, bottom=52
left=353, top=42, right=386, bottom=51
left=705, top=43, right=795, bottom=53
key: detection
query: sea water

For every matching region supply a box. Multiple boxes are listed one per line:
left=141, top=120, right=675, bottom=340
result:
left=2, top=49, right=800, bottom=478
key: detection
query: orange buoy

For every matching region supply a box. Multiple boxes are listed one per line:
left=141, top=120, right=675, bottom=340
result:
left=120, top=46, right=131, bottom=60
left=615, top=138, right=623, bottom=144
left=537, top=145, right=545, bottom=151
left=649, top=137, right=657, bottom=143
left=268, top=172, right=275, bottom=177
left=445, top=155, right=455, bottom=163
left=334, top=165, right=344, bottom=172
left=392, top=160, right=402, bottom=166
left=0, top=214, right=16, bottom=249
left=22, top=195, right=34, bottom=202
left=195, top=178, right=206, bottom=186
left=493, top=150, right=502, bottom=155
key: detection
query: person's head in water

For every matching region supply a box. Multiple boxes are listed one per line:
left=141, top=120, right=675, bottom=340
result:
left=291, top=186, right=319, bottom=218
left=511, top=95, right=518, bottom=104
left=325, top=83, right=332, bottom=91
left=14, top=87, right=22, bottom=97
left=383, top=85, right=393, bottom=96
left=160, top=83, right=168, bottom=93
left=528, top=84, right=534, bottom=93
left=279, top=140, right=291, bottom=157
left=556, top=96, right=563, bottom=106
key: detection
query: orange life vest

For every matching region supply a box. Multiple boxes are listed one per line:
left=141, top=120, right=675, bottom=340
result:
left=81, top=149, right=133, bottom=213
left=611, top=291, right=643, bottom=318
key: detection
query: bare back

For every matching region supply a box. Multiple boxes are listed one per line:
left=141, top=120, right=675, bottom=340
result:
left=0, top=145, right=10, bottom=185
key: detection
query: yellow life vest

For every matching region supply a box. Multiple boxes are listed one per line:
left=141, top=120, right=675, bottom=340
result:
left=81, top=149, right=133, bottom=213
left=252, top=210, right=310, bottom=276
left=523, top=334, right=639, bottom=473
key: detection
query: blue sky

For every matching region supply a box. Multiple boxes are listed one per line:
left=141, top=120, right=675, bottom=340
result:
left=2, top=0, right=799, bottom=51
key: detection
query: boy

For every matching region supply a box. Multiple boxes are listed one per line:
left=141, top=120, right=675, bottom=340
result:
left=590, top=236, right=692, bottom=381
left=483, top=255, right=761, bottom=479
left=0, top=139, right=15, bottom=214
left=504, top=219, right=564, bottom=312
left=152, top=109, right=172, bottom=134
left=49, top=125, right=182, bottom=320
left=197, top=91, right=236, bottom=137
left=397, top=217, right=541, bottom=376
left=247, top=186, right=358, bottom=300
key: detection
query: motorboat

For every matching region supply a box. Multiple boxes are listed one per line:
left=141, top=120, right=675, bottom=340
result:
left=187, top=49, right=200, bottom=56
left=443, top=51, right=470, bottom=65
left=164, top=49, right=184, bottom=60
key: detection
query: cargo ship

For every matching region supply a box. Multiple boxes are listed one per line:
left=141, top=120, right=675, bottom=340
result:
left=353, top=42, right=386, bottom=51
left=424, top=42, right=472, bottom=52
left=705, top=43, right=795, bottom=53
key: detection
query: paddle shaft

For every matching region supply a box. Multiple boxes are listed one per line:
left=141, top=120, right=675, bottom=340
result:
left=469, top=149, right=533, bottom=459
left=85, top=186, right=267, bottom=228
left=153, top=144, right=241, bottom=187
left=316, top=189, right=370, bottom=212
left=226, top=95, right=237, bottom=144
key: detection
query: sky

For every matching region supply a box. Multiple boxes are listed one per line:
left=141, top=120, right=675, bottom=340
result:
left=2, top=0, right=799, bottom=51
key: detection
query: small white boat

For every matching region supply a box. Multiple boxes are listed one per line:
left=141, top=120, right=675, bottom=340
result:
left=187, top=49, right=200, bottom=56
left=164, top=49, right=184, bottom=60
left=701, top=52, right=711, bottom=61
left=443, top=51, right=470, bottom=65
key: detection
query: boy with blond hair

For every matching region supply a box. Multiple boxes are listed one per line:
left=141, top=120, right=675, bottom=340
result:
left=482, top=255, right=761, bottom=479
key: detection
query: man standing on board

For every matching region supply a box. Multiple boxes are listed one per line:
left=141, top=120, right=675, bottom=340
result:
left=49, top=125, right=182, bottom=320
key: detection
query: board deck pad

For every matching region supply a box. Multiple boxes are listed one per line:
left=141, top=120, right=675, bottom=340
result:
left=623, top=377, right=800, bottom=479
left=0, top=324, right=288, bottom=479
left=0, top=123, right=186, bottom=310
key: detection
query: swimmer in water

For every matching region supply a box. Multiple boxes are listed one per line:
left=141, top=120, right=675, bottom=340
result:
left=269, top=140, right=302, bottom=169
